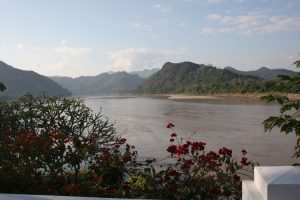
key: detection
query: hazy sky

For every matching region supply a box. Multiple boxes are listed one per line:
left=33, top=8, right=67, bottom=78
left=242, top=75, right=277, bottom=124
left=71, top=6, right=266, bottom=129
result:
left=0, top=0, right=299, bottom=77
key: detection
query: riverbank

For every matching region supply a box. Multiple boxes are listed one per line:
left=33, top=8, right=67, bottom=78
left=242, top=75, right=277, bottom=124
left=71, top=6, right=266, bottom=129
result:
left=142, top=93, right=300, bottom=101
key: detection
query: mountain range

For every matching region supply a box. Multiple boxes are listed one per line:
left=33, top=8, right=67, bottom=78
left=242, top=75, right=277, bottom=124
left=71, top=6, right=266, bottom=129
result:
left=0, top=60, right=298, bottom=98
left=50, top=72, right=144, bottom=95
left=224, top=66, right=298, bottom=80
left=0, top=61, right=71, bottom=99
left=136, top=62, right=279, bottom=94
left=129, top=68, right=160, bottom=78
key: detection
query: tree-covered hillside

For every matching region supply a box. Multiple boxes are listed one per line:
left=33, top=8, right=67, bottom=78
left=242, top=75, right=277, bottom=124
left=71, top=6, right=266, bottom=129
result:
left=51, top=72, right=144, bottom=95
left=225, top=66, right=298, bottom=80
left=136, top=62, right=276, bottom=94
left=0, top=61, right=71, bottom=99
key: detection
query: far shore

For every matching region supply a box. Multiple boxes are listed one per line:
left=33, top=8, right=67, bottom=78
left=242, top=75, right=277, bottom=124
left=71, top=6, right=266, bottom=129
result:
left=139, top=93, right=300, bottom=101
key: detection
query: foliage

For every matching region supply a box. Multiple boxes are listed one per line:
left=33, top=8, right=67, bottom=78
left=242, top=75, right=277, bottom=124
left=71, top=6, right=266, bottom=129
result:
left=0, top=94, right=138, bottom=195
left=0, top=95, right=256, bottom=199
left=136, top=62, right=276, bottom=94
left=225, top=66, right=298, bottom=81
left=0, top=82, right=5, bottom=91
left=51, top=72, right=144, bottom=95
left=151, top=124, right=256, bottom=199
left=0, top=61, right=71, bottom=99
left=261, top=60, right=300, bottom=158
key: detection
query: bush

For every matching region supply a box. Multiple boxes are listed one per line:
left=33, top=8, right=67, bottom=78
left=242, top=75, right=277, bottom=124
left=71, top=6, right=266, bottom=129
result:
left=0, top=94, right=138, bottom=195
left=0, top=95, right=256, bottom=199
left=150, top=123, right=255, bottom=199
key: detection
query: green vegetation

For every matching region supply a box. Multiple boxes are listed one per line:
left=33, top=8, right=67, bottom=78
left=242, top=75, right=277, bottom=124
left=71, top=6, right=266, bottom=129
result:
left=136, top=62, right=276, bottom=94
left=261, top=60, right=300, bottom=158
left=0, top=61, right=71, bottom=99
left=0, top=82, right=5, bottom=91
left=225, top=66, right=298, bottom=81
left=0, top=94, right=256, bottom=199
left=50, top=72, right=144, bottom=95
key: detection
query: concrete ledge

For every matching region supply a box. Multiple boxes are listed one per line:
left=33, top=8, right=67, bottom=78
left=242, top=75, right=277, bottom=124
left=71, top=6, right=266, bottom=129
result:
left=242, top=180, right=264, bottom=200
left=243, top=166, right=300, bottom=200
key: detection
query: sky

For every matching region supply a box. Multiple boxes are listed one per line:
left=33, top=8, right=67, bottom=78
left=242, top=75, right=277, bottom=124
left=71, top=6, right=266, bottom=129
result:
left=0, top=0, right=299, bottom=77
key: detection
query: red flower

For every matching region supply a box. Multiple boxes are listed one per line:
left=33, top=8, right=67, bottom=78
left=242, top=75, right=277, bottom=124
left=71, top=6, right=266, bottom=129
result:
left=218, top=147, right=232, bottom=157
left=207, top=151, right=220, bottom=160
left=167, top=123, right=175, bottom=129
left=65, top=184, right=80, bottom=194
left=234, top=174, right=241, bottom=182
left=168, top=169, right=180, bottom=177
left=171, top=133, right=177, bottom=137
left=167, top=145, right=177, bottom=154
left=106, top=188, right=117, bottom=193
left=181, top=159, right=193, bottom=170
left=209, top=160, right=218, bottom=168
left=240, top=157, right=249, bottom=166
left=192, top=141, right=206, bottom=151
left=175, top=145, right=189, bottom=155
left=242, top=149, right=247, bottom=155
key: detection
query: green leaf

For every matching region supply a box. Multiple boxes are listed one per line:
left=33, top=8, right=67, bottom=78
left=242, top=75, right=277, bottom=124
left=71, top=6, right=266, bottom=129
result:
left=293, top=60, right=300, bottom=68
left=277, top=75, right=291, bottom=81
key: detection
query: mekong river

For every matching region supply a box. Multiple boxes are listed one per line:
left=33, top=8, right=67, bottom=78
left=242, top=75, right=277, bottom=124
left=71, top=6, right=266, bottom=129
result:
left=84, top=96, right=297, bottom=166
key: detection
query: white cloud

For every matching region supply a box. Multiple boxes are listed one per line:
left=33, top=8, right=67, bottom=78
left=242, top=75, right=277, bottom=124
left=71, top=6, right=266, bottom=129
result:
left=55, top=56, right=70, bottom=69
left=184, top=0, right=259, bottom=4
left=107, top=47, right=187, bottom=71
left=61, top=40, right=67, bottom=45
left=234, top=0, right=247, bottom=3
left=184, top=0, right=221, bottom=4
left=207, top=14, right=222, bottom=20
left=132, top=22, right=152, bottom=31
left=17, top=43, right=23, bottom=49
left=260, top=16, right=300, bottom=33
left=32, top=62, right=40, bottom=68
left=220, top=15, right=234, bottom=23
left=202, top=13, right=300, bottom=35
left=52, top=46, right=91, bottom=56
left=31, top=46, right=41, bottom=51
left=45, top=56, right=71, bottom=72
left=200, top=27, right=215, bottom=33
left=152, top=4, right=172, bottom=12
left=208, top=0, right=221, bottom=3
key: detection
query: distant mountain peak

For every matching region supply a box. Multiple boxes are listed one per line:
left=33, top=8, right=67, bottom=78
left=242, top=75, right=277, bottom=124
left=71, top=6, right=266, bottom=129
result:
left=129, top=68, right=160, bottom=78
left=136, top=62, right=272, bottom=94
left=0, top=61, right=71, bottom=99
left=258, top=66, right=269, bottom=70
left=225, top=66, right=298, bottom=80
left=50, top=71, right=144, bottom=95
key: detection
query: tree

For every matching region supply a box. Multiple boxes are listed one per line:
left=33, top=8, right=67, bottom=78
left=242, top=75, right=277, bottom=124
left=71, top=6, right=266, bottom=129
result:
left=261, top=60, right=300, bottom=158
left=0, top=94, right=137, bottom=194
left=0, top=82, right=5, bottom=91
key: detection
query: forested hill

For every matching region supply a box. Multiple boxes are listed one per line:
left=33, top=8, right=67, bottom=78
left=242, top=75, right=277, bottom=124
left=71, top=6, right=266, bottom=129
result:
left=0, top=61, right=71, bottom=99
left=51, top=72, right=144, bottom=95
left=136, top=62, right=275, bottom=94
left=225, top=66, right=298, bottom=80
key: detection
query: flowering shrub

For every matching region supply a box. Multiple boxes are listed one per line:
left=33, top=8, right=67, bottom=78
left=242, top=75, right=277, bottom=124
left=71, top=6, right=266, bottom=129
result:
left=153, top=123, right=256, bottom=199
left=0, top=95, right=138, bottom=195
left=0, top=95, right=257, bottom=199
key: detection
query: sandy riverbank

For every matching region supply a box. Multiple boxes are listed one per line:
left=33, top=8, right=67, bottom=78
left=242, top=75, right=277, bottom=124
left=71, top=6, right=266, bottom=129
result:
left=168, top=94, right=218, bottom=100
left=165, top=93, right=300, bottom=100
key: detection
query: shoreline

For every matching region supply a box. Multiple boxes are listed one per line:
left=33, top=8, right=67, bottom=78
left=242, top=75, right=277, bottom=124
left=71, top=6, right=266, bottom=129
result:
left=139, top=93, right=300, bottom=101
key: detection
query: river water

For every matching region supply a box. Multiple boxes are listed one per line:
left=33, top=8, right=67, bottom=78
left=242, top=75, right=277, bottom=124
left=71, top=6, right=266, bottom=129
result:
left=84, top=96, right=297, bottom=166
